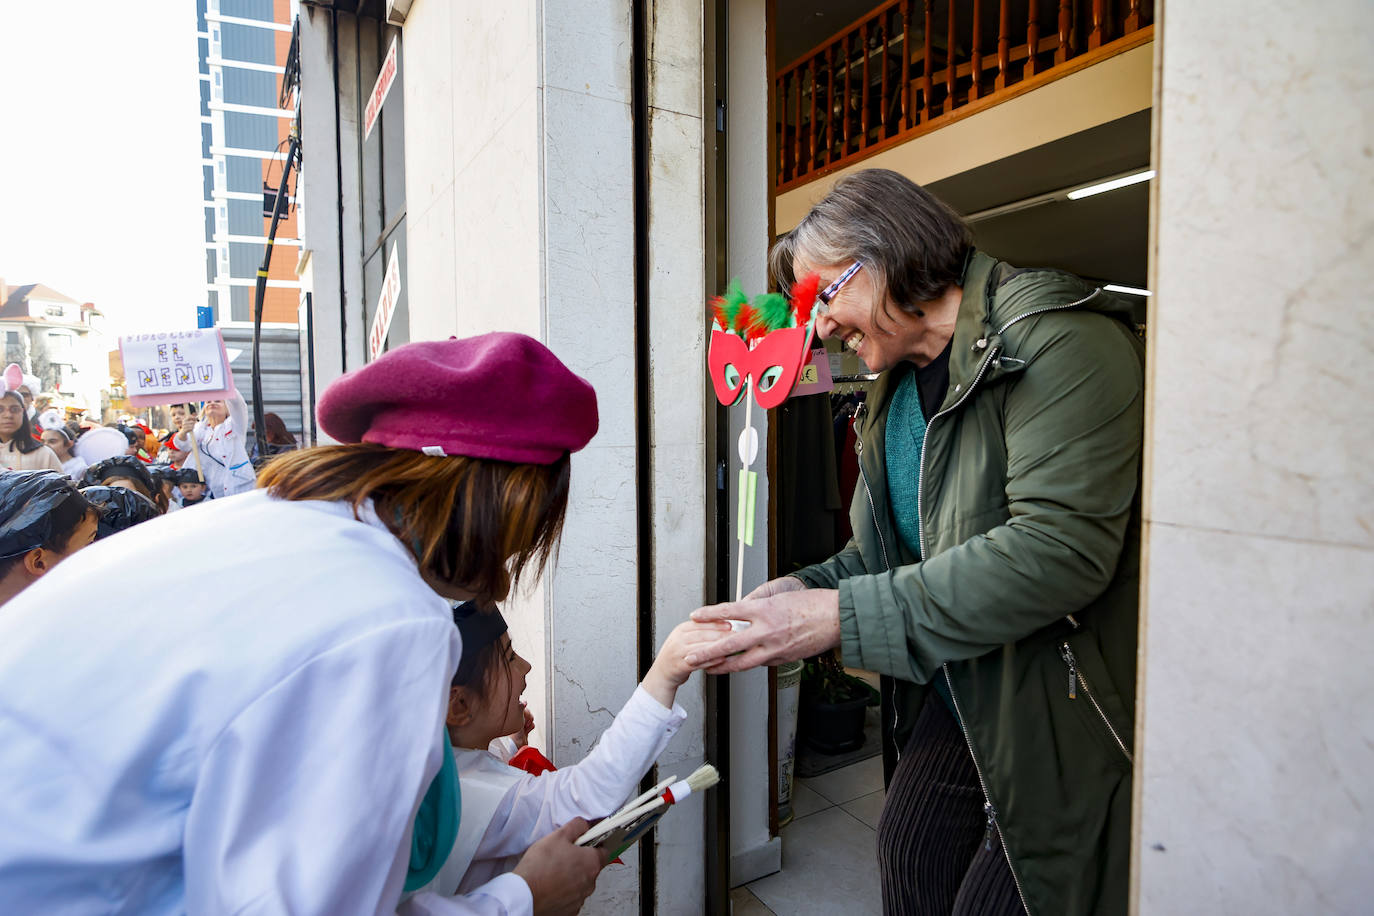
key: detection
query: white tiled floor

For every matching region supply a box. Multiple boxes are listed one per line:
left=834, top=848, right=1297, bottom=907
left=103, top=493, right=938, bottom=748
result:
left=733, top=754, right=887, bottom=915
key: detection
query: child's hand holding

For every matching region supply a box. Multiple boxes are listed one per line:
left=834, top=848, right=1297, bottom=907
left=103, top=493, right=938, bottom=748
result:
left=641, top=620, right=732, bottom=708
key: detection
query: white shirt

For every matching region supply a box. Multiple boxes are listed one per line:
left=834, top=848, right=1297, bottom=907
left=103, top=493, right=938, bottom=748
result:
left=416, top=687, right=686, bottom=899
left=0, top=489, right=531, bottom=915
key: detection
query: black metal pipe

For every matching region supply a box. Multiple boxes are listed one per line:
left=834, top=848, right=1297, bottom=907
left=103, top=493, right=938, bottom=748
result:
left=250, top=134, right=299, bottom=461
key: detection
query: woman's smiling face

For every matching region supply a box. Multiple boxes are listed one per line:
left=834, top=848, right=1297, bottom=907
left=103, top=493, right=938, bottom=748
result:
left=803, top=258, right=924, bottom=373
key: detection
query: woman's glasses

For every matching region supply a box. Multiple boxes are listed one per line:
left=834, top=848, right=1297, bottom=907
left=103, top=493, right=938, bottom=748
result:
left=814, top=261, right=864, bottom=316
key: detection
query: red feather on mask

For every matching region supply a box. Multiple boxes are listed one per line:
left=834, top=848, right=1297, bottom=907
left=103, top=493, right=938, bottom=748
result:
left=735, top=303, right=762, bottom=342
left=789, top=273, right=822, bottom=328
left=709, top=295, right=728, bottom=330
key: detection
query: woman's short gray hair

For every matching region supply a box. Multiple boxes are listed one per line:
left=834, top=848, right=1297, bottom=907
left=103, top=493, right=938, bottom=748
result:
left=771, top=169, right=971, bottom=319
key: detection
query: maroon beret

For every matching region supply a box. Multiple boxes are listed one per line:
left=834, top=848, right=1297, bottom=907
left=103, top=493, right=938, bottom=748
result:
left=316, top=332, right=598, bottom=464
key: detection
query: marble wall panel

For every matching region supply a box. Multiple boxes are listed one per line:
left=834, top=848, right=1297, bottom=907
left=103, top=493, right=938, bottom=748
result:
left=1148, top=0, right=1374, bottom=548
left=1139, top=1, right=1374, bottom=911
left=1137, top=523, right=1374, bottom=913
left=398, top=0, right=454, bottom=223
left=646, top=0, right=703, bottom=119
left=449, top=2, right=540, bottom=181
left=543, top=0, right=633, bottom=105
left=448, top=91, right=542, bottom=337
left=542, top=85, right=638, bottom=450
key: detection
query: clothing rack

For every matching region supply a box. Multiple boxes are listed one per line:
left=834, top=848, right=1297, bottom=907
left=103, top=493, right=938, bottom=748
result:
left=831, top=372, right=877, bottom=396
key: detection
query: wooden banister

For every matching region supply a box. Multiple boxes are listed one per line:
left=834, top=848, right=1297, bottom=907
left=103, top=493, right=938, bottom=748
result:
left=996, top=0, right=1010, bottom=90
left=970, top=0, right=983, bottom=100
left=861, top=20, right=871, bottom=146
left=826, top=44, right=836, bottom=165
left=901, top=0, right=912, bottom=129
left=944, top=0, right=957, bottom=113
left=1055, top=0, right=1071, bottom=64
left=772, top=0, right=1153, bottom=190
left=922, top=0, right=933, bottom=122
left=802, top=59, right=813, bottom=171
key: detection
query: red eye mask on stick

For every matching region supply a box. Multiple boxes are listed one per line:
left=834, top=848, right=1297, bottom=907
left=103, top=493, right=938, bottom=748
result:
left=708, top=326, right=812, bottom=409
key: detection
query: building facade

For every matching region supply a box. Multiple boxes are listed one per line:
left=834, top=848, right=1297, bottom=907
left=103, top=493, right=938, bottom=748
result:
left=196, top=0, right=306, bottom=436
left=0, top=280, right=108, bottom=417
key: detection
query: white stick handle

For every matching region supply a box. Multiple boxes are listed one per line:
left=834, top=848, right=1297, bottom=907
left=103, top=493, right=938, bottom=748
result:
left=735, top=379, right=754, bottom=603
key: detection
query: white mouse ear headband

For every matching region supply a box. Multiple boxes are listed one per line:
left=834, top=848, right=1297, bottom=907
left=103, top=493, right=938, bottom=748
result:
left=2, top=363, right=22, bottom=393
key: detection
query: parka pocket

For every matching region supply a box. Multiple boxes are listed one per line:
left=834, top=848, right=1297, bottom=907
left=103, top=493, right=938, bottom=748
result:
left=1057, top=634, right=1134, bottom=767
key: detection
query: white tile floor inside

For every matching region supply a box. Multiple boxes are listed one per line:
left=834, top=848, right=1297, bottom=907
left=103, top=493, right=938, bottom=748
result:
left=730, top=753, right=886, bottom=915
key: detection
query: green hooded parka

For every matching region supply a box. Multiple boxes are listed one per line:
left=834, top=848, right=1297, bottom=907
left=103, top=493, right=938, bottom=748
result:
left=794, top=250, right=1145, bottom=916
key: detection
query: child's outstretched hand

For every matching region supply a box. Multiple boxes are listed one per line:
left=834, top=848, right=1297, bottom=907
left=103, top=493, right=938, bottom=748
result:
left=515, top=701, right=535, bottom=748
left=641, top=620, right=733, bottom=708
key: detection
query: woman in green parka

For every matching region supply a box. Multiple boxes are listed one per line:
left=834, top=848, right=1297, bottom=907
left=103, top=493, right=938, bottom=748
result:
left=689, top=169, right=1145, bottom=915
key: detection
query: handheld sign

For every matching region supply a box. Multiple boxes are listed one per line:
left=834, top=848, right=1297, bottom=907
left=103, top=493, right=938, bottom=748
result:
left=120, top=329, right=237, bottom=407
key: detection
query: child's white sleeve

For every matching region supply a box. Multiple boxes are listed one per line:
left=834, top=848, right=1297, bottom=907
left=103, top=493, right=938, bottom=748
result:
left=475, top=686, right=686, bottom=861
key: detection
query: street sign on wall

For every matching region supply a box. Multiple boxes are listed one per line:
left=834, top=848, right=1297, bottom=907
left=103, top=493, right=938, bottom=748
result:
left=363, top=36, right=398, bottom=141
left=368, top=242, right=402, bottom=362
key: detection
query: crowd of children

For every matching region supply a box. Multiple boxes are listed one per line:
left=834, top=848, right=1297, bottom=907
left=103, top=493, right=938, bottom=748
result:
left=0, top=368, right=298, bottom=607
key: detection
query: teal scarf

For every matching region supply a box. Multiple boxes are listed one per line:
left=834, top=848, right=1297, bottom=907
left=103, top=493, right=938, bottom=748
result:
left=404, top=727, right=462, bottom=892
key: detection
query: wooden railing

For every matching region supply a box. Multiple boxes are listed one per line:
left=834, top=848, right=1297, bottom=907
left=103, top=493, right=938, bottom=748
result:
left=775, top=0, right=1153, bottom=190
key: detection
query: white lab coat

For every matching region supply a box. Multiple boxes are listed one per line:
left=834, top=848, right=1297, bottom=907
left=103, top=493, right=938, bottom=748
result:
left=174, top=392, right=255, bottom=499
left=0, top=489, right=532, bottom=914
left=415, top=687, right=686, bottom=899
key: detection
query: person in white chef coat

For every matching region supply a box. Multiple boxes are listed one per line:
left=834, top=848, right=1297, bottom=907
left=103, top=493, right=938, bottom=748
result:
left=408, top=601, right=727, bottom=899
left=172, top=392, right=256, bottom=499
left=0, top=332, right=608, bottom=915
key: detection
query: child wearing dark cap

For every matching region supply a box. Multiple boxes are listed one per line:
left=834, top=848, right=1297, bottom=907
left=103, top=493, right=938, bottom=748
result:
left=83, top=456, right=168, bottom=514
left=177, top=468, right=209, bottom=506
left=404, top=603, right=728, bottom=899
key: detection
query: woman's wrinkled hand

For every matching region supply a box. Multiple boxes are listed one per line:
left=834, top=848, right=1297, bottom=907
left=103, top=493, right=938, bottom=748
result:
left=686, top=588, right=841, bottom=674
left=742, top=575, right=807, bottom=601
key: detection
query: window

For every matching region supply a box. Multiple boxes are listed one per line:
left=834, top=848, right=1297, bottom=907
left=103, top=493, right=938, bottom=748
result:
left=44, top=305, right=64, bottom=318
left=46, top=331, right=73, bottom=359
left=5, top=331, right=19, bottom=346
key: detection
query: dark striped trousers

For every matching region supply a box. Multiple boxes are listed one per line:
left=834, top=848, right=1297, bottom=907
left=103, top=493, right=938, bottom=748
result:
left=876, top=695, right=1025, bottom=916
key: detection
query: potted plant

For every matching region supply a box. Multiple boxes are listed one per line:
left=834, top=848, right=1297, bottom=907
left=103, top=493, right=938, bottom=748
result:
left=798, top=650, right=872, bottom=754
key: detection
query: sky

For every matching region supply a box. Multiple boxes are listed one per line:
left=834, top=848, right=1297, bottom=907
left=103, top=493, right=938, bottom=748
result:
left=0, top=2, right=208, bottom=339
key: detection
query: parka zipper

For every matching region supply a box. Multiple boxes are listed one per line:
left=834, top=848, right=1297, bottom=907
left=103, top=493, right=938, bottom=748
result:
left=1058, top=641, right=1133, bottom=764
left=852, top=403, right=892, bottom=573
left=915, top=288, right=1102, bottom=916
left=853, top=402, right=900, bottom=759
left=944, top=663, right=1032, bottom=915
left=916, top=286, right=1103, bottom=560
left=994, top=288, right=1102, bottom=336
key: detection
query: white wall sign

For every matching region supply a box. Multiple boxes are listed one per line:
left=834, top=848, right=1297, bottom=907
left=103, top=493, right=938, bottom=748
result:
left=120, top=329, right=236, bottom=406
left=368, top=242, right=403, bottom=361
left=363, top=36, right=399, bottom=141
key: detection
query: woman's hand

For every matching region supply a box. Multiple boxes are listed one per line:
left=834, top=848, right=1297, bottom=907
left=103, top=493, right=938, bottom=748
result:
left=743, top=575, right=807, bottom=601
left=686, top=589, right=842, bottom=674
left=640, top=620, right=733, bottom=707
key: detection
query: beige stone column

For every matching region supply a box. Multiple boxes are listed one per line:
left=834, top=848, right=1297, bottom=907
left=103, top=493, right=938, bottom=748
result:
left=1135, top=1, right=1374, bottom=911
